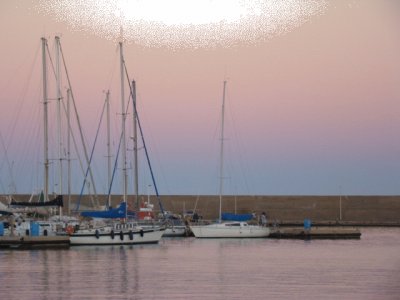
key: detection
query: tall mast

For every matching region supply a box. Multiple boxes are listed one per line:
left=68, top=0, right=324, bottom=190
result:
left=55, top=36, right=63, bottom=217
left=58, top=39, right=99, bottom=205
left=67, top=88, right=71, bottom=215
left=339, top=185, right=342, bottom=221
left=219, top=81, right=227, bottom=222
left=132, top=80, right=139, bottom=209
left=41, top=37, right=49, bottom=202
left=106, top=90, right=112, bottom=208
left=120, top=41, right=127, bottom=203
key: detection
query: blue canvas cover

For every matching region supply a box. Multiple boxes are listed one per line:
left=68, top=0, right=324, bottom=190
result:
left=80, top=202, right=126, bottom=219
left=221, top=212, right=253, bottom=221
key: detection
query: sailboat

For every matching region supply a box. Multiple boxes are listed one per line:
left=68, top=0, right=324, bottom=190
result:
left=130, top=80, right=187, bottom=237
left=68, top=201, right=164, bottom=245
left=9, top=37, right=65, bottom=216
left=189, top=81, right=270, bottom=238
left=68, top=41, right=164, bottom=245
left=0, top=37, right=70, bottom=249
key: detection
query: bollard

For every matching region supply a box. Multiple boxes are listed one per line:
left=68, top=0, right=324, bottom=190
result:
left=304, top=219, right=312, bottom=231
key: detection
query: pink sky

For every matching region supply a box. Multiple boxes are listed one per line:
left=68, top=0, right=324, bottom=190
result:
left=1, top=0, right=400, bottom=196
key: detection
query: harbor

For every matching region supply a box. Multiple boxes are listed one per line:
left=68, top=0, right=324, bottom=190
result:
left=2, top=193, right=400, bottom=248
left=1, top=2, right=400, bottom=299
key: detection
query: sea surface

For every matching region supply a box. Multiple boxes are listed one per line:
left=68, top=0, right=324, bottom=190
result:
left=0, top=227, right=399, bottom=300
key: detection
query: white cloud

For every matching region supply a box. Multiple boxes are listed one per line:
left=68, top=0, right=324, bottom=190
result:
left=37, top=0, right=328, bottom=48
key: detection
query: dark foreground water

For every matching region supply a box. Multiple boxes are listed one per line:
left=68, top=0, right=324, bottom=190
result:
left=1, top=227, right=399, bottom=300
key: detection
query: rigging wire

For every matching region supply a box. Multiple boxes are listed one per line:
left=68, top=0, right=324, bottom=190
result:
left=75, top=97, right=107, bottom=211
left=77, top=50, right=134, bottom=211
left=207, top=88, right=224, bottom=195
left=45, top=40, right=63, bottom=196
left=60, top=95, right=89, bottom=195
left=0, top=131, right=16, bottom=194
left=59, top=41, right=99, bottom=203
left=105, top=47, right=119, bottom=91
left=1, top=41, right=41, bottom=194
left=1, top=41, right=41, bottom=195
left=3, top=40, right=41, bottom=147
left=104, top=77, right=135, bottom=210
left=226, top=84, right=252, bottom=195
left=106, top=108, right=124, bottom=209
left=123, top=61, right=165, bottom=215
left=134, top=92, right=171, bottom=195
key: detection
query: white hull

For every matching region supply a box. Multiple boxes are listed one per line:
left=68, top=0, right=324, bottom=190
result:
left=138, top=223, right=187, bottom=237
left=69, top=226, right=164, bottom=245
left=163, top=225, right=187, bottom=237
left=190, top=222, right=270, bottom=238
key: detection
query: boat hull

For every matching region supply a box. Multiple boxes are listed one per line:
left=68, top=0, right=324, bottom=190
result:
left=190, top=222, right=270, bottom=238
left=69, top=227, right=164, bottom=245
left=137, top=223, right=187, bottom=237
left=163, top=225, right=187, bottom=237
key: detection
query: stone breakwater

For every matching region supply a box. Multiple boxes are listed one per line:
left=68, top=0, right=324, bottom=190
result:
left=158, top=195, right=400, bottom=225
left=3, top=195, right=400, bottom=225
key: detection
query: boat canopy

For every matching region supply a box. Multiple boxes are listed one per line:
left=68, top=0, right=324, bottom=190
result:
left=221, top=212, right=253, bottom=222
left=80, top=202, right=126, bottom=219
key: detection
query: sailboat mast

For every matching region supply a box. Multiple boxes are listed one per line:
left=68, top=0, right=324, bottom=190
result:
left=132, top=80, right=139, bottom=209
left=119, top=42, right=127, bottom=203
left=219, top=80, right=227, bottom=222
left=67, top=88, right=71, bottom=215
left=106, top=90, right=112, bottom=208
left=41, top=37, right=49, bottom=202
left=58, top=39, right=99, bottom=205
left=55, top=36, right=63, bottom=217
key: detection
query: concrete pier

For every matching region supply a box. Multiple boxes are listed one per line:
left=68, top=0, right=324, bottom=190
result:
left=269, top=227, right=361, bottom=239
left=0, top=236, right=70, bottom=249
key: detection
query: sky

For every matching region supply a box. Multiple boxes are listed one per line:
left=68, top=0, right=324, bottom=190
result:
left=0, top=0, right=400, bottom=196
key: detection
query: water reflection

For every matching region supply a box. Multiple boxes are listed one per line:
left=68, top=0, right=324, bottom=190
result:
left=0, top=229, right=399, bottom=299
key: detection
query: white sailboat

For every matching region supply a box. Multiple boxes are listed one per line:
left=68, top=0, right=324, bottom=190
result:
left=68, top=219, right=164, bottom=246
left=130, top=69, right=186, bottom=237
left=190, top=220, right=269, bottom=238
left=190, top=81, right=270, bottom=238
left=0, top=37, right=71, bottom=249
left=69, top=41, right=164, bottom=245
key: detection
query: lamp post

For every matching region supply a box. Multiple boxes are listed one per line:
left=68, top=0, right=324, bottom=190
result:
left=339, top=185, right=342, bottom=222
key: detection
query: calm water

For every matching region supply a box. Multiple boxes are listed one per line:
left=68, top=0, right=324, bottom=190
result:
left=0, top=227, right=399, bottom=300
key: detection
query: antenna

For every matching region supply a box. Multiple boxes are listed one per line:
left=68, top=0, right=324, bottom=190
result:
left=119, top=25, right=124, bottom=43
left=119, top=1, right=124, bottom=44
